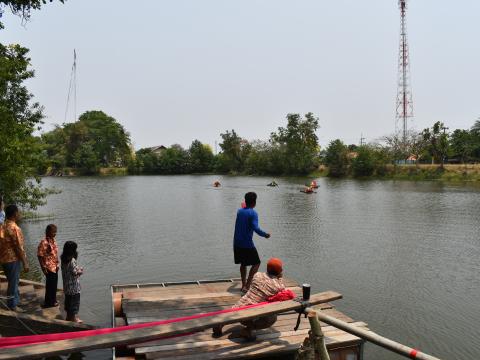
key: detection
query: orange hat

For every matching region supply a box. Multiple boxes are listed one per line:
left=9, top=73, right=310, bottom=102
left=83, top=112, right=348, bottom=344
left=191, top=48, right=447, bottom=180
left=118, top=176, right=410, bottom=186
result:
left=267, top=258, right=283, bottom=276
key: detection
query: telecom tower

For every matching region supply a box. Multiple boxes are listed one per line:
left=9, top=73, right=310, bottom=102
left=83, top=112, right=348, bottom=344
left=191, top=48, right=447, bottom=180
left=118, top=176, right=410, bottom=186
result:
left=396, top=0, right=413, bottom=144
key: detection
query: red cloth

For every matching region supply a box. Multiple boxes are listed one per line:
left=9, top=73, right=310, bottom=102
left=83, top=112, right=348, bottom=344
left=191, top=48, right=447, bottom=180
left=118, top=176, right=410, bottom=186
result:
left=0, top=288, right=298, bottom=349
left=0, top=301, right=269, bottom=349
left=267, top=289, right=296, bottom=302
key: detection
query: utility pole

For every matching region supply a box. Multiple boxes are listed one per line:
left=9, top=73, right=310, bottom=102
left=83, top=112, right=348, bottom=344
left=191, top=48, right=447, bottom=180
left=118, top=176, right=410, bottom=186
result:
left=360, top=133, right=366, bottom=146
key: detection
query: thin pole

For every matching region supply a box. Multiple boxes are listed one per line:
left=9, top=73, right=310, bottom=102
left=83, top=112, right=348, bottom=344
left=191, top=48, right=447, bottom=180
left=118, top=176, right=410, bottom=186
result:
left=305, top=308, right=441, bottom=360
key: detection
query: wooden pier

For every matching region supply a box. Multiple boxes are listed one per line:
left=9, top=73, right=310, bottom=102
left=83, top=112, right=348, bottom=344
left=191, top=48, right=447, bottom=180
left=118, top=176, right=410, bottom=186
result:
left=112, top=278, right=368, bottom=360
left=0, top=275, right=93, bottom=336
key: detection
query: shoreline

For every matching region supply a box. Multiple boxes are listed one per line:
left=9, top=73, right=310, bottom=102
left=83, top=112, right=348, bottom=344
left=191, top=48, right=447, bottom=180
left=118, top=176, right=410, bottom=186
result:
left=40, top=164, right=480, bottom=183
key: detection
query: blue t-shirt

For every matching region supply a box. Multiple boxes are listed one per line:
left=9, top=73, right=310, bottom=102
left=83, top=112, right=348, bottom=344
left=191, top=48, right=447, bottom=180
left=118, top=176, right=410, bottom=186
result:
left=233, top=207, right=267, bottom=249
left=0, top=210, right=4, bottom=225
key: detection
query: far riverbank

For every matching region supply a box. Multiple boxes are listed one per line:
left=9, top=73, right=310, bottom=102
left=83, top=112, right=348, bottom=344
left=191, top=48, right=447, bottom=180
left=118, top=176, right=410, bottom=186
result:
left=45, top=164, right=480, bottom=183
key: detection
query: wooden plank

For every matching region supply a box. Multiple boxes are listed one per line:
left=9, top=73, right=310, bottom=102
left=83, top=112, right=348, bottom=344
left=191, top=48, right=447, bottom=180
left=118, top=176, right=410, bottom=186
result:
left=144, top=331, right=363, bottom=359
left=124, top=291, right=241, bottom=302
left=123, top=283, right=300, bottom=299
left=126, top=306, right=350, bottom=326
left=134, top=322, right=368, bottom=353
left=0, top=291, right=342, bottom=359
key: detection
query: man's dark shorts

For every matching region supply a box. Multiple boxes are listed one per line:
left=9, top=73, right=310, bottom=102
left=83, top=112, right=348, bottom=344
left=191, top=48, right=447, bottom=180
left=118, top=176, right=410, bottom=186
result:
left=234, top=246, right=261, bottom=266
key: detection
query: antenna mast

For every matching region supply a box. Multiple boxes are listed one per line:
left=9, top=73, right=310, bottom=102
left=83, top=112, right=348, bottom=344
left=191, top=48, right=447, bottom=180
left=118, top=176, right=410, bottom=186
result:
left=395, top=0, right=413, bottom=145
left=64, top=49, right=77, bottom=122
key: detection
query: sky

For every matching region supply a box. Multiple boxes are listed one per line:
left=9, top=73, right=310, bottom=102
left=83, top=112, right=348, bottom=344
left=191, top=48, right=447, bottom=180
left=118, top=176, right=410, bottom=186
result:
left=1, top=0, right=479, bottom=150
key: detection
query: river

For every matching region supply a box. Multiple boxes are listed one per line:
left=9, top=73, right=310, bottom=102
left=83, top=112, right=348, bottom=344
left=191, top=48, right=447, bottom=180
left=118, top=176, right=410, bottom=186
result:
left=20, top=176, right=480, bottom=360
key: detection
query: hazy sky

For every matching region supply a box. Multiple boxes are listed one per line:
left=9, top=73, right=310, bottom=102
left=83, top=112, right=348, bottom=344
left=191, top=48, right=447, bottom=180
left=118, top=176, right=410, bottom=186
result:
left=2, top=0, right=479, bottom=150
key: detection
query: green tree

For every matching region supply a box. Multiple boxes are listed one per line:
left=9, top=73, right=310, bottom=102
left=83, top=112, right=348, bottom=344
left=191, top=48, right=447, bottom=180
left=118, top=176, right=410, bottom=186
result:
left=188, top=140, right=214, bottom=173
left=244, top=141, right=284, bottom=175
left=0, top=44, right=50, bottom=208
left=270, top=113, right=320, bottom=174
left=218, top=130, right=250, bottom=173
left=450, top=129, right=474, bottom=164
left=351, top=145, right=376, bottom=177
left=325, top=139, right=349, bottom=177
left=422, top=121, right=450, bottom=168
left=157, top=145, right=190, bottom=174
left=407, top=131, right=427, bottom=168
left=78, top=111, right=132, bottom=166
left=41, top=110, right=132, bottom=171
left=0, top=0, right=64, bottom=29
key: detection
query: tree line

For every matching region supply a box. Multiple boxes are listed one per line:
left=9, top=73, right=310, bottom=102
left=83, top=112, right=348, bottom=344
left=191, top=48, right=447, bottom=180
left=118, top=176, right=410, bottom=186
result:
left=324, top=119, right=480, bottom=178
left=130, top=113, right=320, bottom=176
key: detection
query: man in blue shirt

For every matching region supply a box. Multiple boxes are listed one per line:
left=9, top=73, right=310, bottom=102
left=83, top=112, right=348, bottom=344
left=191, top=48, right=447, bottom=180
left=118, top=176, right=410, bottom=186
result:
left=234, top=192, right=270, bottom=293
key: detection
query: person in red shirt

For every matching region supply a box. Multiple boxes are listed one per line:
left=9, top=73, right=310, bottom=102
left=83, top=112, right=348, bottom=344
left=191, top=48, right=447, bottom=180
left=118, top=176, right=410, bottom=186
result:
left=37, top=224, right=59, bottom=308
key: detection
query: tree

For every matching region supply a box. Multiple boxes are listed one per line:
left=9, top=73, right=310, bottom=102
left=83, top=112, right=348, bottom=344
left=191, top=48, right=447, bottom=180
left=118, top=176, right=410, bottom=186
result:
left=422, top=121, right=450, bottom=168
left=41, top=110, right=133, bottom=171
left=0, top=44, right=50, bottom=208
left=218, top=130, right=250, bottom=173
left=351, top=145, right=376, bottom=177
left=77, top=111, right=132, bottom=166
left=450, top=129, right=473, bottom=164
left=407, top=131, right=427, bottom=168
left=157, top=144, right=190, bottom=174
left=188, top=140, right=214, bottom=173
left=244, top=140, right=284, bottom=175
left=324, top=139, right=349, bottom=177
left=0, top=0, right=64, bottom=29
left=270, top=113, right=320, bottom=174
left=471, top=117, right=480, bottom=135
left=381, top=132, right=408, bottom=166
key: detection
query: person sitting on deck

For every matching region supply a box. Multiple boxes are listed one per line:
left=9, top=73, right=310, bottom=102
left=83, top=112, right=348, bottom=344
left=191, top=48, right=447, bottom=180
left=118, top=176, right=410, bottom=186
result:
left=213, top=258, right=285, bottom=341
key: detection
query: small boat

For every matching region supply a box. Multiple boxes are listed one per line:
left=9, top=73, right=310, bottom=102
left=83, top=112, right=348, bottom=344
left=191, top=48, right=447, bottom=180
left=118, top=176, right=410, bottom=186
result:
left=267, top=181, right=278, bottom=187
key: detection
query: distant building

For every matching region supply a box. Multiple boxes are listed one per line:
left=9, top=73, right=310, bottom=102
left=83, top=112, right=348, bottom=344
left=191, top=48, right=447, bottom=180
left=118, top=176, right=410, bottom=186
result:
left=347, top=151, right=358, bottom=159
left=148, top=145, right=167, bottom=155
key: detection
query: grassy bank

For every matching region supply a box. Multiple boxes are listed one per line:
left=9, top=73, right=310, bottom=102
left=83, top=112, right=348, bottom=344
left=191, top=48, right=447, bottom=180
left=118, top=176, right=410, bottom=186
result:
left=383, top=164, right=480, bottom=181
left=322, top=164, right=480, bottom=182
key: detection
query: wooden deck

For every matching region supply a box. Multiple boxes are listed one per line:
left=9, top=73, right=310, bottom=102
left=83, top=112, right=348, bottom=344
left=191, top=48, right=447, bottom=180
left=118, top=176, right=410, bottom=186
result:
left=112, top=279, right=368, bottom=360
left=0, top=275, right=93, bottom=336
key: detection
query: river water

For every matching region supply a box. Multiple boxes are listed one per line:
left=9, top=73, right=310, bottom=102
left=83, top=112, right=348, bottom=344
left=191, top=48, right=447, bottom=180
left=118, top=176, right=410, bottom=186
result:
left=21, top=176, right=480, bottom=360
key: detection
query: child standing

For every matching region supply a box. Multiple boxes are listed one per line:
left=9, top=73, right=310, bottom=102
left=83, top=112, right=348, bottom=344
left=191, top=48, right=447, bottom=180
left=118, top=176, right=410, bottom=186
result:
left=37, top=224, right=60, bottom=308
left=60, top=241, right=83, bottom=323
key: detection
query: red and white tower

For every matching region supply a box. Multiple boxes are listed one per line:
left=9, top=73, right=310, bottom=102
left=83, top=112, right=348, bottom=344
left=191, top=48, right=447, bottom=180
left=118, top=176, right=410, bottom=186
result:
left=396, top=0, right=413, bottom=143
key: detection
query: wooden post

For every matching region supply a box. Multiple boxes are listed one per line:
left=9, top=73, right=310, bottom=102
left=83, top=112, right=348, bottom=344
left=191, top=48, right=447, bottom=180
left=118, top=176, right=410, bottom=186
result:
left=308, top=311, right=331, bottom=360
left=296, top=311, right=330, bottom=360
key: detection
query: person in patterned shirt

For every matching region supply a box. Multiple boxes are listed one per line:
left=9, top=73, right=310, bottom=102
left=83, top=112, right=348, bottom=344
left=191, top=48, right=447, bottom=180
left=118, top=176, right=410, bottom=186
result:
left=0, top=205, right=29, bottom=311
left=37, top=224, right=59, bottom=308
left=213, top=258, right=285, bottom=340
left=61, top=241, right=83, bottom=323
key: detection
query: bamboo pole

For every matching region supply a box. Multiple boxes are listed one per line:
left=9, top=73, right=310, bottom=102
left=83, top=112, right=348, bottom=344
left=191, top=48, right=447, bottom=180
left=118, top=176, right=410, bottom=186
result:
left=305, top=307, right=441, bottom=360
left=307, top=311, right=330, bottom=360
left=295, top=311, right=331, bottom=360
